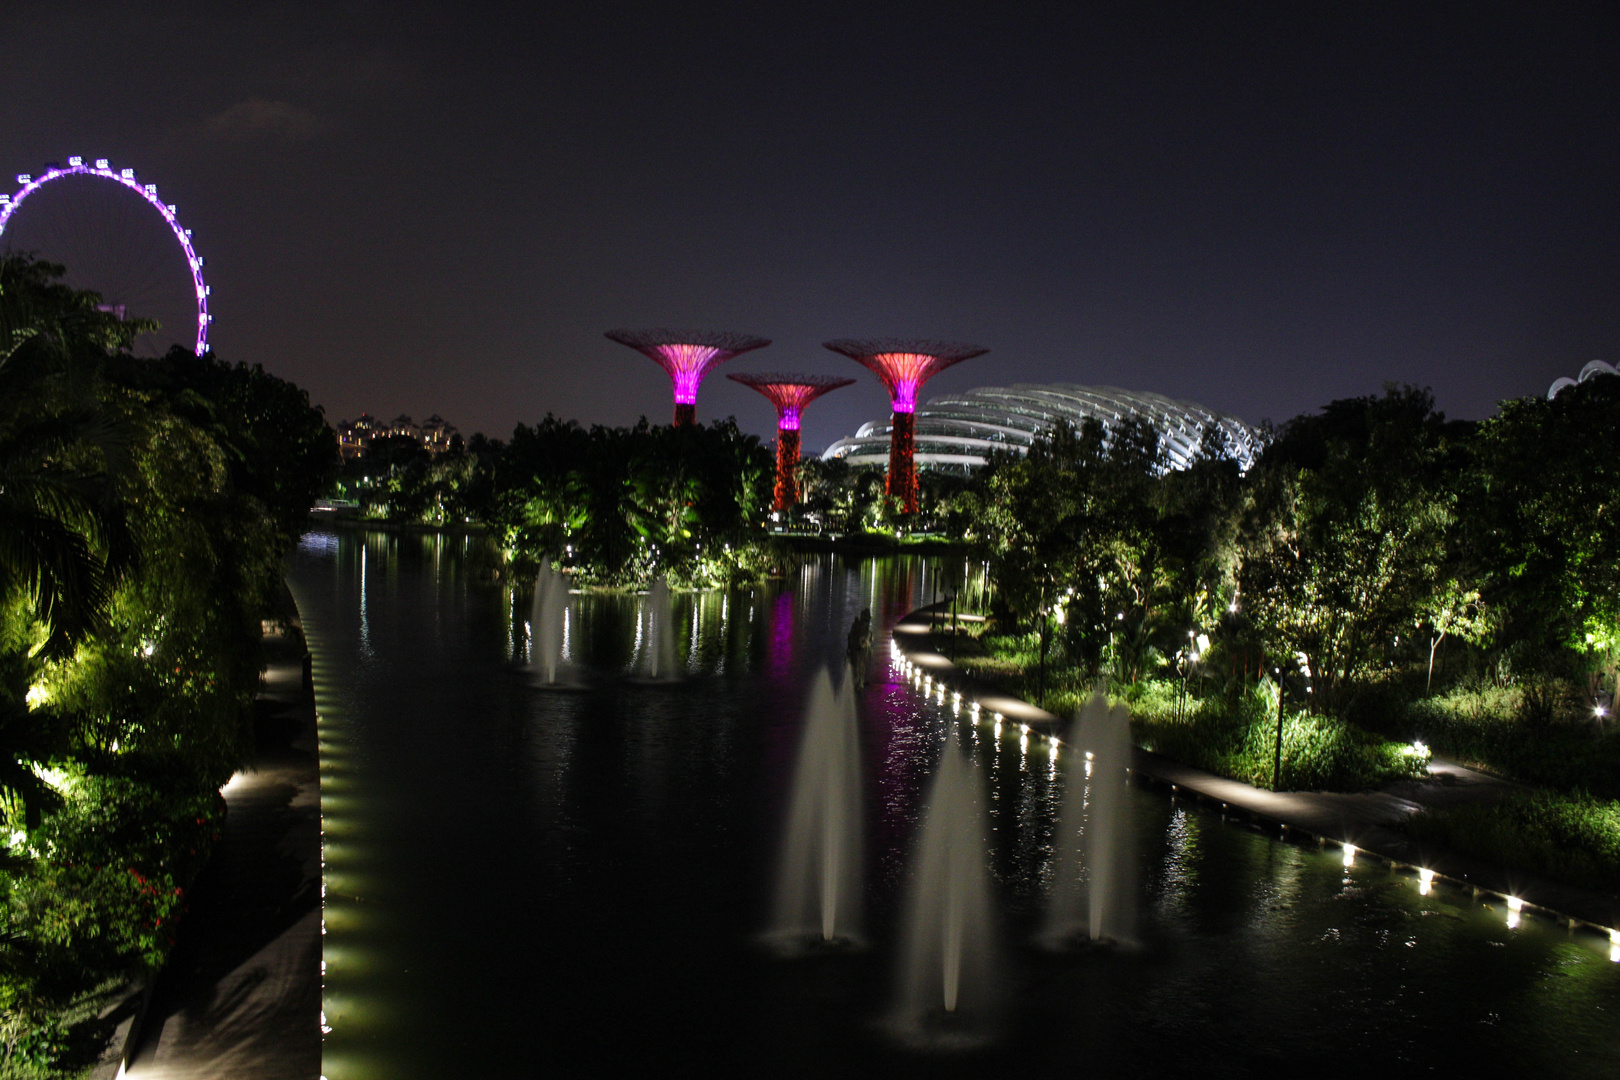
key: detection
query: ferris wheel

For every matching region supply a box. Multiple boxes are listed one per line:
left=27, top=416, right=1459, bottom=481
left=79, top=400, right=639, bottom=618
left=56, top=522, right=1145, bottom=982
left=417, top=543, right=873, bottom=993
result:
left=0, top=157, right=210, bottom=356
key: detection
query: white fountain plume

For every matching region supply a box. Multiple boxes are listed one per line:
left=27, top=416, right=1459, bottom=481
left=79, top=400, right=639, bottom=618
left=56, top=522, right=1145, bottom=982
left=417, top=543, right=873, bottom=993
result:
left=769, top=668, right=863, bottom=950
left=891, top=730, right=1000, bottom=1046
left=530, top=559, right=569, bottom=685
left=635, top=577, right=679, bottom=680
left=1045, top=690, right=1136, bottom=947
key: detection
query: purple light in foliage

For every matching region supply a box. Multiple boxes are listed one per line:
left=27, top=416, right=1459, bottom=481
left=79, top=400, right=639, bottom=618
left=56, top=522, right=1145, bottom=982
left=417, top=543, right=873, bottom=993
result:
left=0, top=159, right=211, bottom=355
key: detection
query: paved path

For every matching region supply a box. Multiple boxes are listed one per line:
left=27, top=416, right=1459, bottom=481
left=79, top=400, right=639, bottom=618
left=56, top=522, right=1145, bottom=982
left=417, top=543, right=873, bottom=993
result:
left=122, top=599, right=322, bottom=1079
left=894, top=604, right=1620, bottom=935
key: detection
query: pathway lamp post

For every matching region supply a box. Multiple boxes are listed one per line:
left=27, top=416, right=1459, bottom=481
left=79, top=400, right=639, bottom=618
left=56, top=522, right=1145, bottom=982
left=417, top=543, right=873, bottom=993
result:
left=1035, top=582, right=1050, bottom=712
left=1272, top=660, right=1290, bottom=792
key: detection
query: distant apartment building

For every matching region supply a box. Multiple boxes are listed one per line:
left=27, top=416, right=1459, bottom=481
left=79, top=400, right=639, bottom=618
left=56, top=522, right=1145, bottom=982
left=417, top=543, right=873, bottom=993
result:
left=336, top=412, right=460, bottom=460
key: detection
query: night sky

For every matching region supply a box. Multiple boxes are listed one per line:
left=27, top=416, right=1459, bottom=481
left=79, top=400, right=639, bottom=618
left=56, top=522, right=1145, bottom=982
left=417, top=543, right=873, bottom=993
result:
left=4, top=3, right=1616, bottom=451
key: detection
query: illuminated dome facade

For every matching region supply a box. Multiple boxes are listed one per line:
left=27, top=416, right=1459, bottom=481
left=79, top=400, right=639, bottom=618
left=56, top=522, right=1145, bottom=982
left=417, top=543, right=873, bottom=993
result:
left=821, top=382, right=1263, bottom=473
left=1548, top=360, right=1617, bottom=400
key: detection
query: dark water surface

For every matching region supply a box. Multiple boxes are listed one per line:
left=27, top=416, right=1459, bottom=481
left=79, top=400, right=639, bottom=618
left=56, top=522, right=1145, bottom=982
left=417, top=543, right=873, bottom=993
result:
left=294, top=529, right=1620, bottom=1079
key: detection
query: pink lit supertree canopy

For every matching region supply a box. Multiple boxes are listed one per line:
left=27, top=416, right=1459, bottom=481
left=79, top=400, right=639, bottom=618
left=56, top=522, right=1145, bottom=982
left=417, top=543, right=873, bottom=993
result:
left=605, top=328, right=771, bottom=426
left=727, top=372, right=855, bottom=511
left=823, top=338, right=988, bottom=514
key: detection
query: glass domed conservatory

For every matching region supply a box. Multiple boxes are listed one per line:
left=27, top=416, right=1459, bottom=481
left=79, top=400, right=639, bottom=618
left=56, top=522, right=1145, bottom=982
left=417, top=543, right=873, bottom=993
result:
left=1548, top=360, right=1617, bottom=399
left=821, top=382, right=1264, bottom=473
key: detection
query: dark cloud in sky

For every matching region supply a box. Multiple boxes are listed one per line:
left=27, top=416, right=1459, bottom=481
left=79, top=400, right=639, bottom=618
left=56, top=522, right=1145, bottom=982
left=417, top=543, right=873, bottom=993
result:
left=2, top=2, right=1616, bottom=451
left=200, top=99, right=332, bottom=142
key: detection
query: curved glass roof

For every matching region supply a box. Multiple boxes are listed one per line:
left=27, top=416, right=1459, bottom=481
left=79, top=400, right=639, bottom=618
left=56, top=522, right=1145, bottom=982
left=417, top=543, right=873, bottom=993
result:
left=822, top=382, right=1263, bottom=473
left=1549, top=361, right=1617, bottom=400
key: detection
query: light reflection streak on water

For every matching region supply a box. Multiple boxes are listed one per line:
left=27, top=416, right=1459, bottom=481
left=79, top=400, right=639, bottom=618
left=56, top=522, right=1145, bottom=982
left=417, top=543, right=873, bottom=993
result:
left=290, top=532, right=1620, bottom=1077
left=358, top=544, right=371, bottom=658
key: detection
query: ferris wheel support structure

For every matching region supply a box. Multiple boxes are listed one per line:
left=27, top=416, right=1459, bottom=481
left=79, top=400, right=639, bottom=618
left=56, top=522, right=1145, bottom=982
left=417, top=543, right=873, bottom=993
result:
left=0, top=156, right=211, bottom=355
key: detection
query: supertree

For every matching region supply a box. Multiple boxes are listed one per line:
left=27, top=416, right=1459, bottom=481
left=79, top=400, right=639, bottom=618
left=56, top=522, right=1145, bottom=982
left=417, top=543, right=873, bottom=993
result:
left=727, top=372, right=856, bottom=512
left=823, top=338, right=988, bottom=513
left=605, top=328, right=771, bottom=426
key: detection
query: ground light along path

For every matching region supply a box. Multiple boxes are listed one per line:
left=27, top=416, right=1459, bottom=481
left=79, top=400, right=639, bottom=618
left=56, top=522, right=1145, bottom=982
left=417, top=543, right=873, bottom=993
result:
left=294, top=529, right=1620, bottom=1079
left=891, top=604, right=1620, bottom=946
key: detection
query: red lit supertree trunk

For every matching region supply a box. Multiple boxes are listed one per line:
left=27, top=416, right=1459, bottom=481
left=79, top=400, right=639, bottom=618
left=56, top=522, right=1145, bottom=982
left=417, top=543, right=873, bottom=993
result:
left=728, top=373, right=855, bottom=511
left=606, top=329, right=771, bottom=426
left=775, top=427, right=802, bottom=509
left=822, top=339, right=988, bottom=514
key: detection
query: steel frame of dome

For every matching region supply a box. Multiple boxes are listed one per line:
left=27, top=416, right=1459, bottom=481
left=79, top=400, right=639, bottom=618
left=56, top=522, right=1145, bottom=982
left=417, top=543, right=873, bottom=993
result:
left=821, top=382, right=1263, bottom=473
left=1548, top=360, right=1617, bottom=400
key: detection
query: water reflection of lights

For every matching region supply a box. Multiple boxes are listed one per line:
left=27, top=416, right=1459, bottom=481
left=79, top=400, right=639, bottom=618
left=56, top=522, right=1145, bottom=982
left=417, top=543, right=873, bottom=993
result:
left=879, top=625, right=1620, bottom=984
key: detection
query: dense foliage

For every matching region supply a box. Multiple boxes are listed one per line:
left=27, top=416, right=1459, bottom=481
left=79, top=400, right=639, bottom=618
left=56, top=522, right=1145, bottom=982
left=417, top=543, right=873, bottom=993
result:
left=0, top=255, right=334, bottom=1074
left=944, top=379, right=1620, bottom=801
left=334, top=414, right=783, bottom=588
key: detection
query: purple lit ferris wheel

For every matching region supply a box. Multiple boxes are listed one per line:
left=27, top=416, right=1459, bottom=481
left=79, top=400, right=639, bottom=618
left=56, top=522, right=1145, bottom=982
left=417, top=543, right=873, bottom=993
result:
left=0, top=157, right=211, bottom=356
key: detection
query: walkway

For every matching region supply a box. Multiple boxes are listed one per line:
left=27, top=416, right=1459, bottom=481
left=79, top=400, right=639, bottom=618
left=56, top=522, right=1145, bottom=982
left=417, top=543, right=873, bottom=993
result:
left=117, top=595, right=323, bottom=1079
left=893, top=605, right=1620, bottom=937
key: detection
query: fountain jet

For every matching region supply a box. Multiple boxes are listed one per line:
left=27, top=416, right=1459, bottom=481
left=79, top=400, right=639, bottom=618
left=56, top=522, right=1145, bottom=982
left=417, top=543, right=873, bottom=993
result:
left=892, top=732, right=999, bottom=1045
left=770, top=669, right=863, bottom=949
left=1045, top=690, right=1136, bottom=947
left=530, top=559, right=569, bottom=685
left=635, top=577, right=679, bottom=680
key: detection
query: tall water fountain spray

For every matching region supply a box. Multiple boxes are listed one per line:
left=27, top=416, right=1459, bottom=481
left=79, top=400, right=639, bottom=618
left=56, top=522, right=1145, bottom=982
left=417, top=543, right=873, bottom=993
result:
left=892, top=732, right=999, bottom=1043
left=636, top=577, right=678, bottom=680
left=530, top=559, right=568, bottom=685
left=1045, top=691, right=1135, bottom=946
left=770, top=669, right=863, bottom=949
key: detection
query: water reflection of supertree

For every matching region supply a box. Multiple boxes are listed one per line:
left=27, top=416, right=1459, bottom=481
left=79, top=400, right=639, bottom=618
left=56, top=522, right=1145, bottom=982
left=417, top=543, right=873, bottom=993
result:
left=605, top=328, right=771, bottom=427
left=823, top=339, right=988, bottom=513
left=727, top=372, right=855, bottom=511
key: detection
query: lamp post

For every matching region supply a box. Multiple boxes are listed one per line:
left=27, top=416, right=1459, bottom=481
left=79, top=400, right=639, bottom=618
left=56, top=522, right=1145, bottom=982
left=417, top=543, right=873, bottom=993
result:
left=1273, top=662, right=1288, bottom=791
left=1178, top=628, right=1196, bottom=723
left=1036, top=581, right=1049, bottom=711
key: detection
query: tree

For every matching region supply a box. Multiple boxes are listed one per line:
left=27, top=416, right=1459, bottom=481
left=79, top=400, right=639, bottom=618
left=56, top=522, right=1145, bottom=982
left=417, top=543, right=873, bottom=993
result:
left=1237, top=386, right=1461, bottom=714
left=1461, top=375, right=1620, bottom=682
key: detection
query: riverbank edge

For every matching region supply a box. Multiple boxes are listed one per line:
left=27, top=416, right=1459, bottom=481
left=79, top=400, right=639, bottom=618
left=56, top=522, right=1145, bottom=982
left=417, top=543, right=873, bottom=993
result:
left=305, top=511, right=972, bottom=556
left=890, top=603, right=1620, bottom=945
left=106, top=581, right=322, bottom=1078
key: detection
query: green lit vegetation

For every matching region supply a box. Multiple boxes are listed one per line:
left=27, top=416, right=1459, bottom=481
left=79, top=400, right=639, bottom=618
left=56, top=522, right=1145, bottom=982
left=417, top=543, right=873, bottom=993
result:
left=327, top=413, right=979, bottom=588
left=941, top=379, right=1620, bottom=816
left=1403, top=793, right=1620, bottom=896
left=0, top=255, right=334, bottom=1075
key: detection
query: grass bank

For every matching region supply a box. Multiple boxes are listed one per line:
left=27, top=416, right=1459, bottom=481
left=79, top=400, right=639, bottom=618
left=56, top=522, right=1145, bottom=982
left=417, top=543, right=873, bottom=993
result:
left=950, top=626, right=1426, bottom=792
left=1400, top=792, right=1620, bottom=896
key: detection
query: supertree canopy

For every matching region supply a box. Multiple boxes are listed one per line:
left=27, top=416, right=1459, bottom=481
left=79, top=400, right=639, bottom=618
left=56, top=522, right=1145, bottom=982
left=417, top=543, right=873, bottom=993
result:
left=728, top=372, right=855, bottom=511
left=605, top=328, right=771, bottom=426
left=823, top=338, right=988, bottom=513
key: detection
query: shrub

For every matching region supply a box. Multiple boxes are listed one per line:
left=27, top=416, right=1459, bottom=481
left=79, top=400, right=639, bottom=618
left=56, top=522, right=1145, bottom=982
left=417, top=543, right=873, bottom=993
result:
left=1399, top=793, right=1620, bottom=895
left=1134, top=683, right=1425, bottom=791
